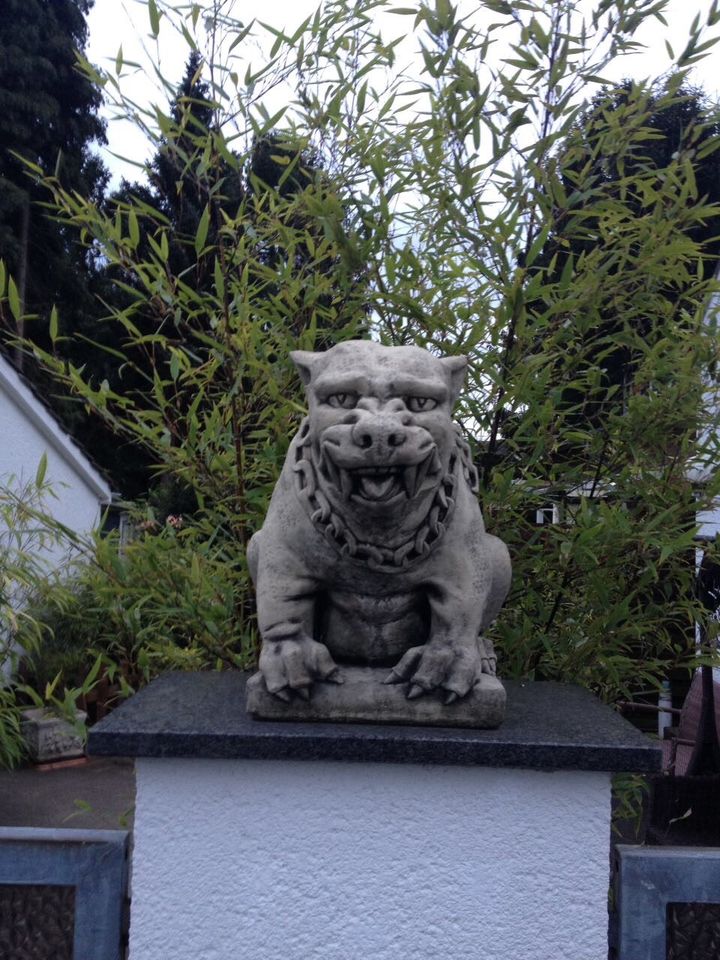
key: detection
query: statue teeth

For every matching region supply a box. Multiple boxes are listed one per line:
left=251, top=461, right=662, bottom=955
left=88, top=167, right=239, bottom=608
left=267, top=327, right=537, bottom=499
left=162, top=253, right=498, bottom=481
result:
left=323, top=451, right=342, bottom=488
left=403, top=464, right=419, bottom=498
left=415, top=451, right=432, bottom=492
left=403, top=450, right=433, bottom=498
left=340, top=468, right=353, bottom=500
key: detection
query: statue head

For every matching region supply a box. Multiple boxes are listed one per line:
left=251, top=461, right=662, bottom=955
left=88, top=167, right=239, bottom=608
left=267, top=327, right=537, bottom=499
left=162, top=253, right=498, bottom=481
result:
left=291, top=340, right=468, bottom=539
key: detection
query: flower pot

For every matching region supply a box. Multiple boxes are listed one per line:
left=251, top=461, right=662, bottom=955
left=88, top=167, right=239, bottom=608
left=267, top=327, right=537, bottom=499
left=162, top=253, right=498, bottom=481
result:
left=20, top=708, right=86, bottom=763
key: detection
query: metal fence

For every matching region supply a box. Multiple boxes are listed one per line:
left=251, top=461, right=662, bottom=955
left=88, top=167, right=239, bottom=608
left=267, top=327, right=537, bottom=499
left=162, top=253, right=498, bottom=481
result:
left=617, top=845, right=720, bottom=960
left=0, top=827, right=128, bottom=960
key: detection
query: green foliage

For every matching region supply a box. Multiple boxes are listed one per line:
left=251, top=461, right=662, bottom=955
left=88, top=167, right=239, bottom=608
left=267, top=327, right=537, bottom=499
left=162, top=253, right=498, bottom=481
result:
left=22, top=515, right=257, bottom=689
left=0, top=472, right=85, bottom=768
left=1, top=472, right=71, bottom=657
left=56, top=49, right=365, bottom=498
left=612, top=773, right=651, bottom=838
left=533, top=78, right=720, bottom=430
left=3, top=0, right=720, bottom=731
left=0, top=686, right=25, bottom=770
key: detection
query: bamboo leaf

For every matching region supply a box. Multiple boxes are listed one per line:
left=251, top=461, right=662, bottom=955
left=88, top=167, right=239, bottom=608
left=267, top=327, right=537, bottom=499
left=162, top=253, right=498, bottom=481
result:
left=49, top=305, right=59, bottom=343
left=148, top=0, right=160, bottom=37
left=195, top=205, right=210, bottom=255
left=35, top=453, right=48, bottom=487
left=7, top=276, right=20, bottom=321
left=128, top=208, right=140, bottom=248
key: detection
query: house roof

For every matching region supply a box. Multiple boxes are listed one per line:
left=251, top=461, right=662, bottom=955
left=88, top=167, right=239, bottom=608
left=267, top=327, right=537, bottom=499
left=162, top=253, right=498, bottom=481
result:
left=0, top=353, right=113, bottom=503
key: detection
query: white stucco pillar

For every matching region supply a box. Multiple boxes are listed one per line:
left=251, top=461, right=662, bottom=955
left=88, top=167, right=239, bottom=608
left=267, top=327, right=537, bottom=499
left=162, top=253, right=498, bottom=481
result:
left=89, top=672, right=660, bottom=960
left=130, top=758, right=610, bottom=960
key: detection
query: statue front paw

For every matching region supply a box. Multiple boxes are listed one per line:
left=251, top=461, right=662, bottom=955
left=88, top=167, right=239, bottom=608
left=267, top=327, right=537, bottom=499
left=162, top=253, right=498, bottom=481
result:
left=259, top=633, right=343, bottom=701
left=384, top=637, right=491, bottom=704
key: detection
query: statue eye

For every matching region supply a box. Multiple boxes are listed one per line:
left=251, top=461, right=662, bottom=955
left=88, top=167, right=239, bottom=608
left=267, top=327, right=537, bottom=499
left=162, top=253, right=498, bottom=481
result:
left=406, top=397, right=437, bottom=412
left=327, top=393, right=357, bottom=409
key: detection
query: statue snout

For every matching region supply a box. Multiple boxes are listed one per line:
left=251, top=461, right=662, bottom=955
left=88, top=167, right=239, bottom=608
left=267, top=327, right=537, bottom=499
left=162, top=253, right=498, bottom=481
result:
left=351, top=416, right=408, bottom=452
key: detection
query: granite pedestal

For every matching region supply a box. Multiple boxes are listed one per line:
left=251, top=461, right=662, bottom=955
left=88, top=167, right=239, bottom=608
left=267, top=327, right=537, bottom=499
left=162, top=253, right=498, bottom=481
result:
left=89, top=672, right=660, bottom=960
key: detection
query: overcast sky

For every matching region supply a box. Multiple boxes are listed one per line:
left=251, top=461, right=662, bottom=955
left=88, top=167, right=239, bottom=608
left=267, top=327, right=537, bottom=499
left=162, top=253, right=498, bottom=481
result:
left=86, top=0, right=720, bottom=184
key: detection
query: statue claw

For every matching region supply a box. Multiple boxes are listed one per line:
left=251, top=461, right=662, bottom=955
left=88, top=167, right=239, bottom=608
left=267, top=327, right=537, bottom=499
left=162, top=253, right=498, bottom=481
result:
left=406, top=683, right=425, bottom=700
left=443, top=690, right=459, bottom=705
left=296, top=686, right=311, bottom=701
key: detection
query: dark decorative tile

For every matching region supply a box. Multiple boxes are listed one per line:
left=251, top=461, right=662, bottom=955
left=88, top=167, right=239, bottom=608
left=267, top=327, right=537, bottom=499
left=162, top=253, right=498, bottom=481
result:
left=0, top=884, right=74, bottom=960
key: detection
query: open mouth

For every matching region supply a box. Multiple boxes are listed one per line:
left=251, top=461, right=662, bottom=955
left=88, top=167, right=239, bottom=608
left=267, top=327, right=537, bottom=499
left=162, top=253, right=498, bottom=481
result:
left=353, top=467, right=406, bottom=502
left=323, top=448, right=439, bottom=502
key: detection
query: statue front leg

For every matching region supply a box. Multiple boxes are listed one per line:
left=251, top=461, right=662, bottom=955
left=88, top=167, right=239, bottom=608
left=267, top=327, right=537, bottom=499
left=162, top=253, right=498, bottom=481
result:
left=252, top=537, right=342, bottom=700
left=384, top=581, right=488, bottom=703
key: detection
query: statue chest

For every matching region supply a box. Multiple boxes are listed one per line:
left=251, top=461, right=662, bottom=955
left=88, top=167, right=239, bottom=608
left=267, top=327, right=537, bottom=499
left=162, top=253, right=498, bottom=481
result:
left=316, top=588, right=429, bottom=666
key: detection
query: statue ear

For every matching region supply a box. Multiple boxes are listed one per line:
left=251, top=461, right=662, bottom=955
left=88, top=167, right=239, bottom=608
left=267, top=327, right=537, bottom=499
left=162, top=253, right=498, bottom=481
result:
left=290, top=350, right=319, bottom=387
left=440, top=354, right=468, bottom=402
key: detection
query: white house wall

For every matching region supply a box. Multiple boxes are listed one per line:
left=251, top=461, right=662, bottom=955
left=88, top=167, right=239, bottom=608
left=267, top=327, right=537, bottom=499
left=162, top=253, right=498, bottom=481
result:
left=698, top=280, right=720, bottom=541
left=697, top=504, right=720, bottom=541
left=1, top=359, right=112, bottom=678
left=0, top=359, right=111, bottom=551
left=1, top=390, right=107, bottom=547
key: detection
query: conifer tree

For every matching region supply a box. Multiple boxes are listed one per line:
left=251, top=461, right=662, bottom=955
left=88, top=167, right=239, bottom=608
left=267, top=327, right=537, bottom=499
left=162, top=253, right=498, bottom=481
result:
left=0, top=0, right=107, bottom=357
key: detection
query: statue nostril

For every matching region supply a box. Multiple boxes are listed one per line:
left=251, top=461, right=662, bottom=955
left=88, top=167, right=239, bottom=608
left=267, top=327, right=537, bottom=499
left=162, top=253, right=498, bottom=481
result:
left=388, top=433, right=405, bottom=447
left=359, top=433, right=373, bottom=449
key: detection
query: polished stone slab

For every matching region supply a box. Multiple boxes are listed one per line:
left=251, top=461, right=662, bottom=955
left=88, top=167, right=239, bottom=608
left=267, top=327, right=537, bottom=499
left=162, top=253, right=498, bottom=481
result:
left=246, top=666, right=506, bottom=728
left=88, top=671, right=660, bottom=772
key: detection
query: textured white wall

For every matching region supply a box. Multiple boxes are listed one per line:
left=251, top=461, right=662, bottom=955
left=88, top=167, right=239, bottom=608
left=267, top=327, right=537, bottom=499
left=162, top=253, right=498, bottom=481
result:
left=0, top=370, right=111, bottom=679
left=131, top=758, right=611, bottom=960
left=697, top=502, right=720, bottom=540
left=0, top=390, right=107, bottom=551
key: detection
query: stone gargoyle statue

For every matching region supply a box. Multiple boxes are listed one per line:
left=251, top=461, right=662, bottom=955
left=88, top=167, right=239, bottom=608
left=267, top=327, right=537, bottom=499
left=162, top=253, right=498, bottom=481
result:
left=245, top=340, right=511, bottom=727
